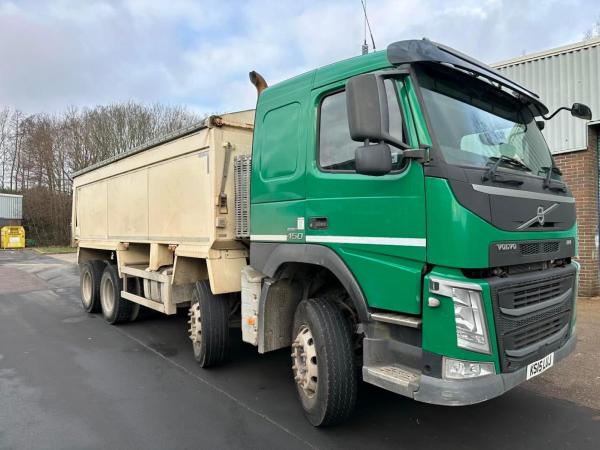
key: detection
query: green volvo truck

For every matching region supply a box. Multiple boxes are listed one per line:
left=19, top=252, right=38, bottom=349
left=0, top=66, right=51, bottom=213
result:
left=73, top=39, right=591, bottom=426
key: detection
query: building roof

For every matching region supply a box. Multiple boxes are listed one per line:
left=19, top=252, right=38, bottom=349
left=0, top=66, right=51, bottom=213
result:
left=493, top=37, right=600, bottom=68
left=493, top=38, right=600, bottom=154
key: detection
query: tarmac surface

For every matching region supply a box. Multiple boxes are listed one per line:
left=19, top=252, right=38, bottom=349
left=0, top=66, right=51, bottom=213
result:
left=1, top=249, right=599, bottom=450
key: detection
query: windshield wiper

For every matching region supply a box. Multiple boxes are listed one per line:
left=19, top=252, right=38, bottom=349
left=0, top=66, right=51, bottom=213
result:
left=541, top=165, right=566, bottom=192
left=482, top=155, right=529, bottom=185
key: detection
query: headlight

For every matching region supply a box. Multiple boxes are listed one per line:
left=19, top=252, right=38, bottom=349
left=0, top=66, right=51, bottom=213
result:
left=443, top=357, right=495, bottom=380
left=430, top=278, right=491, bottom=354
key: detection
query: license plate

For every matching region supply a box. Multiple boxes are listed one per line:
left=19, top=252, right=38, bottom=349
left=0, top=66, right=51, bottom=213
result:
left=526, top=352, right=554, bottom=380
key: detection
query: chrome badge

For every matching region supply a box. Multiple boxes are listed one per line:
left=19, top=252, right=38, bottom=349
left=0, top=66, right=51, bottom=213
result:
left=517, top=203, right=558, bottom=230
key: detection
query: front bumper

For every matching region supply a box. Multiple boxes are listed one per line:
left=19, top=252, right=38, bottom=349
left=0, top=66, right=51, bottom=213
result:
left=413, top=332, right=576, bottom=406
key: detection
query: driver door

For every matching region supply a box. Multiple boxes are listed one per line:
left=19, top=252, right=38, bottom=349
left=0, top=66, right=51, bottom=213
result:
left=304, top=76, right=427, bottom=314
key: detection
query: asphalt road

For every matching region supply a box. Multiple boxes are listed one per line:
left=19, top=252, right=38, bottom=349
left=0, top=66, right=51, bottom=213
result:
left=1, top=250, right=599, bottom=450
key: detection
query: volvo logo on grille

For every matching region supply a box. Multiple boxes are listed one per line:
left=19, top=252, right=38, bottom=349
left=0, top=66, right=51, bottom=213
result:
left=536, top=206, right=546, bottom=225
left=496, top=243, right=517, bottom=251
left=517, top=203, right=559, bottom=230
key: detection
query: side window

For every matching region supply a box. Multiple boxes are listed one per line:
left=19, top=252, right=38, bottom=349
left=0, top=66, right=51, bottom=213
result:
left=318, top=80, right=407, bottom=172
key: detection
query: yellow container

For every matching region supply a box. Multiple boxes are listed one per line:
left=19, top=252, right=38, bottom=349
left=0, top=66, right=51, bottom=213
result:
left=1, top=226, right=25, bottom=249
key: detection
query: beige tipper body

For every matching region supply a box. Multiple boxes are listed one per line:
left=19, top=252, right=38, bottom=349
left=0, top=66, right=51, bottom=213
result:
left=72, top=110, right=255, bottom=314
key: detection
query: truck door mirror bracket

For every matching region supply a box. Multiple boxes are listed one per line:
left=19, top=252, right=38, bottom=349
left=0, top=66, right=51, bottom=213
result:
left=403, top=144, right=430, bottom=161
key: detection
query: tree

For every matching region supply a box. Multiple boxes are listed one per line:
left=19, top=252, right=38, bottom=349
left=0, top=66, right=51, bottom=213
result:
left=0, top=107, right=10, bottom=189
left=0, top=101, right=201, bottom=244
left=583, top=15, right=600, bottom=40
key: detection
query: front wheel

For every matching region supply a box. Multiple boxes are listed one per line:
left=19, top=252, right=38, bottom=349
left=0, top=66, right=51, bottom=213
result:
left=292, top=298, right=357, bottom=426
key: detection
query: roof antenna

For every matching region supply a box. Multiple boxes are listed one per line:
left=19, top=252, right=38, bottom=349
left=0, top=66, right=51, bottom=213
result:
left=360, top=0, right=376, bottom=55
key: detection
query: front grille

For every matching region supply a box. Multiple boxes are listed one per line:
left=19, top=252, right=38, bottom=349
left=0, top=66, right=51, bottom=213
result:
left=505, top=312, right=570, bottom=352
left=519, top=241, right=559, bottom=256
left=499, top=277, right=570, bottom=310
left=490, top=266, right=575, bottom=372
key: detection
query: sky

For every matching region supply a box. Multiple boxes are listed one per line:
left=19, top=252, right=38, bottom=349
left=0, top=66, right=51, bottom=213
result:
left=0, top=0, right=598, bottom=116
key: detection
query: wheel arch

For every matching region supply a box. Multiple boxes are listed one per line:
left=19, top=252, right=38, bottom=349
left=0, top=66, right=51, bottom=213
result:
left=78, top=247, right=113, bottom=265
left=250, top=243, right=370, bottom=323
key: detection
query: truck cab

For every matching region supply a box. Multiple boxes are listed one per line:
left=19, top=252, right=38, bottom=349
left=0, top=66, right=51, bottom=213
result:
left=246, top=39, right=581, bottom=423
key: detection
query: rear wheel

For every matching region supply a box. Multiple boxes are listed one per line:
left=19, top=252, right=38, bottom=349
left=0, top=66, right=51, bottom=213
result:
left=99, top=264, right=134, bottom=324
left=292, top=298, right=357, bottom=426
left=79, top=260, right=105, bottom=313
left=127, top=277, right=142, bottom=322
left=188, top=280, right=230, bottom=367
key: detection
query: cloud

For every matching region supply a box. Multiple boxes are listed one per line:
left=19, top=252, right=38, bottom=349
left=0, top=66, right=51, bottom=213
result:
left=0, top=0, right=598, bottom=115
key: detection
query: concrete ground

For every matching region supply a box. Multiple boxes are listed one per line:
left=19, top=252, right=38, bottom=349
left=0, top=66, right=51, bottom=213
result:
left=1, top=249, right=599, bottom=450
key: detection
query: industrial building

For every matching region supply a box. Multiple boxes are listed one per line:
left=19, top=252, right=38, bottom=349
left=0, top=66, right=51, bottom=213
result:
left=0, top=193, right=22, bottom=227
left=0, top=193, right=25, bottom=249
left=493, top=37, right=600, bottom=296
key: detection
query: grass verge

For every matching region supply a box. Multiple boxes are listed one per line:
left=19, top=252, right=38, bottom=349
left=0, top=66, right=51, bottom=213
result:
left=34, top=246, right=76, bottom=254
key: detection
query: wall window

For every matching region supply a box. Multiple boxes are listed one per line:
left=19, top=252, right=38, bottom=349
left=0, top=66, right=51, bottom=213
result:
left=318, top=80, right=407, bottom=172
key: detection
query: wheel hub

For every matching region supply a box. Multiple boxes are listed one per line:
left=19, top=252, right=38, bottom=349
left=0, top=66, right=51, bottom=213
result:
left=100, top=276, right=115, bottom=316
left=188, top=302, right=202, bottom=344
left=291, top=325, right=318, bottom=397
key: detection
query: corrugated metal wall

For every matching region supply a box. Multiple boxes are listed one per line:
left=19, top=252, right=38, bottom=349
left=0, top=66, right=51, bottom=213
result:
left=493, top=38, right=600, bottom=154
left=0, top=194, right=23, bottom=220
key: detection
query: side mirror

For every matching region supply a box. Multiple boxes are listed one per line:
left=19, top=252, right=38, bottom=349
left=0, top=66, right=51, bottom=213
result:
left=571, top=103, right=592, bottom=120
left=346, top=73, right=405, bottom=149
left=536, top=120, right=545, bottom=130
left=355, top=143, right=392, bottom=176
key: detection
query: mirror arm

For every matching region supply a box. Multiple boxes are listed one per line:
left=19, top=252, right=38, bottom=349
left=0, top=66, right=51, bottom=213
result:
left=403, top=144, right=431, bottom=161
left=382, top=133, right=410, bottom=150
left=541, top=106, right=570, bottom=121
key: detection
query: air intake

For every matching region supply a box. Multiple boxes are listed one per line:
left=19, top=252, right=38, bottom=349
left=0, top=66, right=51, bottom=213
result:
left=234, top=155, right=252, bottom=238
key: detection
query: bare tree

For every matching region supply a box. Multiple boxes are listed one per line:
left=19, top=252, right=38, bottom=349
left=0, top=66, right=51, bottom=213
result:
left=0, top=101, right=201, bottom=244
left=584, top=15, right=600, bottom=40
left=0, top=107, right=10, bottom=189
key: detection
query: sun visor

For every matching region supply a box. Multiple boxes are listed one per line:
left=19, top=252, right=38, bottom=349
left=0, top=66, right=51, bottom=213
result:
left=387, top=40, right=549, bottom=116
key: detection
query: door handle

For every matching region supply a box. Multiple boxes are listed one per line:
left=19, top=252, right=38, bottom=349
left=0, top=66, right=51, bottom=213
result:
left=309, top=217, right=328, bottom=230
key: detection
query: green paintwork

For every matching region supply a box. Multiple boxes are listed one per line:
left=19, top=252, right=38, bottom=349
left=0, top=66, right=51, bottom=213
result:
left=312, top=50, right=390, bottom=89
left=397, top=79, right=418, bottom=146
left=403, top=76, right=432, bottom=146
left=303, top=75, right=426, bottom=313
left=249, top=46, right=578, bottom=373
left=425, top=177, right=578, bottom=268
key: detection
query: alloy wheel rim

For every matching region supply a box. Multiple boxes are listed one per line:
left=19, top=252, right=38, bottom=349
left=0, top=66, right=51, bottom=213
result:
left=188, top=302, right=202, bottom=352
left=291, top=325, right=318, bottom=398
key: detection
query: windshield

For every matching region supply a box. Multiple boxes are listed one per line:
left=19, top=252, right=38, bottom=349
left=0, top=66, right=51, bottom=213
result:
left=417, top=66, right=553, bottom=177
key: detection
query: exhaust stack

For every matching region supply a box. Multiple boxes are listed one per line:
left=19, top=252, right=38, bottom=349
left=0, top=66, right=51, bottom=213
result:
left=249, top=71, right=268, bottom=96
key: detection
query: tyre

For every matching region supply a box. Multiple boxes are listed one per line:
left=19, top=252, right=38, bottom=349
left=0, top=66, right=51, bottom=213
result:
left=291, top=298, right=357, bottom=426
left=79, top=260, right=105, bottom=313
left=188, top=280, right=230, bottom=367
left=127, top=277, right=142, bottom=322
left=99, top=264, right=134, bottom=324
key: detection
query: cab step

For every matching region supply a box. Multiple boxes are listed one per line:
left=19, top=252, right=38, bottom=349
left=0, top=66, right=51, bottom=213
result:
left=370, top=312, right=422, bottom=328
left=363, top=364, right=421, bottom=398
